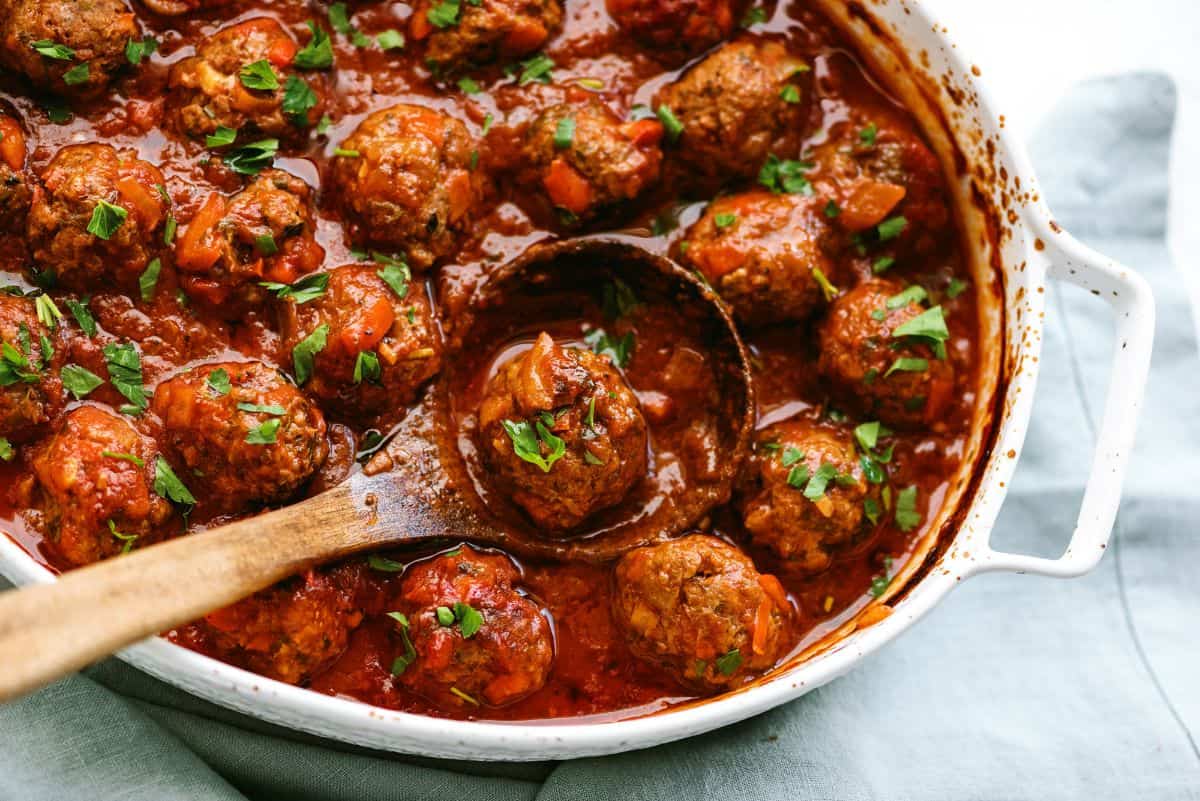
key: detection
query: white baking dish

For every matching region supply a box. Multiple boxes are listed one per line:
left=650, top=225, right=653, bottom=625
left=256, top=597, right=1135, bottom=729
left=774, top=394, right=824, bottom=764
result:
left=0, top=0, right=1154, bottom=760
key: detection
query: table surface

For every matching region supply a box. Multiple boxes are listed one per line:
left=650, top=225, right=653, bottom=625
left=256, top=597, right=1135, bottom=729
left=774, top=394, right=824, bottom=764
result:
left=924, top=0, right=1197, bottom=329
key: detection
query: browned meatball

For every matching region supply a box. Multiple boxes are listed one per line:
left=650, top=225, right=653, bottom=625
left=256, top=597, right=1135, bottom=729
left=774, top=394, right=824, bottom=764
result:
left=477, top=332, right=648, bottom=531
left=151, top=360, right=328, bottom=511
left=166, top=17, right=324, bottom=142
left=607, top=0, right=738, bottom=62
left=26, top=144, right=168, bottom=290
left=411, top=0, right=562, bottom=70
left=202, top=564, right=366, bottom=685
left=524, top=101, right=664, bottom=222
left=818, top=279, right=955, bottom=429
left=174, top=170, right=325, bottom=311
left=681, top=189, right=836, bottom=326
left=279, top=264, right=443, bottom=419
left=612, top=534, right=791, bottom=692
left=0, top=0, right=138, bottom=98
left=655, top=40, right=809, bottom=181
left=739, top=419, right=878, bottom=575
left=329, top=104, right=485, bottom=270
left=0, top=112, right=32, bottom=232
left=27, top=405, right=174, bottom=567
left=393, top=546, right=553, bottom=709
left=0, top=294, right=64, bottom=441
left=809, top=112, right=949, bottom=258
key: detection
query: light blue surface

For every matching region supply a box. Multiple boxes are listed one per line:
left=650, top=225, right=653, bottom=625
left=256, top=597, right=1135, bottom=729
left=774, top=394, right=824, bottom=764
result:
left=1, top=73, right=1196, bottom=800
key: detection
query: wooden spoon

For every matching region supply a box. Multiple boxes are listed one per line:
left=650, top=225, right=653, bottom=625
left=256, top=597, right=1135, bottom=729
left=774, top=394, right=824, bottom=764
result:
left=0, top=237, right=754, bottom=703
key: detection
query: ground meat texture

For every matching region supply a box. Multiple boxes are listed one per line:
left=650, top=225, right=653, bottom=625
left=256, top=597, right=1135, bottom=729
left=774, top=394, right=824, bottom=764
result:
left=27, top=405, right=174, bottom=567
left=606, top=0, right=738, bottom=62
left=0, top=0, right=138, bottom=98
left=0, top=113, right=31, bottom=232
left=166, top=17, right=323, bottom=142
left=809, top=116, right=949, bottom=257
left=0, top=294, right=64, bottom=441
left=151, top=360, right=328, bottom=511
left=279, top=264, right=442, bottom=419
left=141, top=0, right=230, bottom=14
left=174, top=170, right=324, bottom=311
left=201, top=565, right=366, bottom=685
left=612, top=534, right=790, bottom=691
left=329, top=105, right=484, bottom=270
left=477, top=332, right=648, bottom=531
left=393, top=547, right=553, bottom=708
left=681, top=189, right=836, bottom=326
left=412, top=0, right=562, bottom=70
left=524, top=100, right=663, bottom=221
left=26, top=144, right=168, bottom=290
left=818, top=279, right=954, bottom=429
left=655, top=40, right=808, bottom=182
left=739, top=419, right=877, bottom=575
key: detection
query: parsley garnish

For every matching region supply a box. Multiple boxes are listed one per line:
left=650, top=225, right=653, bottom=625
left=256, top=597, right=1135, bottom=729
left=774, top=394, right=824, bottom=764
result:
left=108, top=519, right=137, bottom=554
left=517, top=53, right=555, bottom=85
left=554, top=116, right=575, bottom=149
left=501, top=418, right=566, bottom=472
left=224, top=139, right=279, bottom=175
left=584, top=328, right=634, bottom=368
left=876, top=216, right=907, bottom=242
left=292, top=324, right=329, bottom=384
left=601, top=278, right=638, bottom=320
left=353, top=351, right=381, bottom=384
left=0, top=438, right=13, bottom=462
left=260, top=272, right=329, bottom=304
left=294, top=21, right=334, bottom=69
left=715, top=648, right=743, bottom=676
left=859, top=123, right=878, bottom=147
left=758, top=154, right=813, bottom=195
left=281, top=75, right=318, bottom=127
left=30, top=40, right=74, bottom=60
left=207, top=368, right=231, bottom=396
left=60, top=364, right=103, bottom=399
left=377, top=29, right=405, bottom=50
left=387, top=612, right=418, bottom=675
left=894, top=486, right=920, bottom=531
left=34, top=295, right=62, bottom=331
left=946, top=277, right=968, bottom=299
left=64, top=298, right=96, bottom=337
left=205, top=126, right=237, bottom=148
left=780, top=84, right=801, bottom=104
left=125, top=36, right=158, bottom=66
left=714, top=212, right=736, bottom=229
left=102, top=450, right=145, bottom=467
left=376, top=260, right=410, bottom=298
left=367, top=554, right=406, bottom=572
left=154, top=456, right=196, bottom=507
left=87, top=200, right=127, bottom=240
left=139, top=258, right=162, bottom=302
left=245, top=418, right=281, bottom=444
left=62, top=63, right=90, bottom=86
left=885, top=357, right=929, bottom=377
left=656, top=105, right=683, bottom=143
left=887, top=285, right=927, bottom=309
left=103, top=342, right=147, bottom=414
left=869, top=556, right=894, bottom=597
left=239, top=59, right=279, bottom=91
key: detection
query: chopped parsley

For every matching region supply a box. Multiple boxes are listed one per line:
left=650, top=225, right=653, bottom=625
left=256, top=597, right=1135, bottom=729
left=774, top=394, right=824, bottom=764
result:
left=859, top=123, right=878, bottom=147
left=353, top=350, right=381, bottom=384
left=601, top=277, right=638, bottom=320
left=294, top=21, right=334, bottom=69
left=887, top=285, right=927, bottom=309
left=780, top=84, right=801, bottom=104
left=891, top=305, right=950, bottom=356
left=824, top=199, right=841, bottom=218
left=108, top=519, right=137, bottom=554
left=87, top=200, right=128, bottom=240
left=553, top=116, right=576, bottom=149
left=863, top=497, right=882, bottom=525
left=458, top=76, right=481, bottom=95
left=102, top=450, right=145, bottom=467
left=139, top=258, right=162, bottom=302
left=260, top=272, right=329, bottom=304
left=656, top=105, right=684, bottom=143
left=281, top=75, right=318, bottom=127
left=758, top=154, right=813, bottom=195
left=205, top=126, right=237, bottom=148
left=62, top=63, right=90, bottom=86
left=437, top=601, right=484, bottom=638
left=501, top=418, right=566, bottom=472
left=876, top=215, right=908, bottom=242
left=803, top=462, right=840, bottom=501
left=207, top=368, right=231, bottom=396
left=740, top=6, right=768, bottom=26
left=34, top=295, right=62, bottom=331
left=872, top=256, right=896, bottom=275
left=245, top=418, right=281, bottom=444
left=224, top=139, right=279, bottom=175
left=715, top=648, right=743, bottom=676
left=30, top=40, right=74, bottom=60
left=60, top=364, right=103, bottom=399
left=714, top=212, right=737, bottom=229
left=154, top=456, right=196, bottom=507
left=376, top=260, right=410, bottom=298
left=0, top=438, right=13, bottom=462
left=584, top=328, right=634, bottom=368
left=376, top=29, right=406, bottom=51
left=427, top=0, right=463, bottom=28
left=102, top=342, right=147, bottom=414
left=517, top=53, right=555, bottom=86
left=237, top=402, right=286, bottom=416
left=946, top=277, right=969, bottom=299
left=781, top=446, right=805, bottom=467
left=64, top=298, right=96, bottom=337
left=869, top=556, right=894, bottom=597
left=292, top=324, right=329, bottom=384
left=894, top=486, right=921, bottom=531
left=125, top=36, right=158, bottom=66
left=367, top=554, right=406, bottom=572
left=387, top=612, right=418, bottom=675
left=239, top=60, right=280, bottom=91
left=254, top=234, right=278, bottom=256
left=332, top=147, right=360, bottom=158
left=885, top=357, right=929, bottom=377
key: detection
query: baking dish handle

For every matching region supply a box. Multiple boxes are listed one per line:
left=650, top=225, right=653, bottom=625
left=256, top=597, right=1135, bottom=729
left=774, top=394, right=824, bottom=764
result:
left=980, top=232, right=1156, bottom=577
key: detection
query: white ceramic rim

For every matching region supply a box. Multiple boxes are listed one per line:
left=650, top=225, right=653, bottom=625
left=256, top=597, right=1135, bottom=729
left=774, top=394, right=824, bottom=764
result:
left=0, top=0, right=1156, bottom=760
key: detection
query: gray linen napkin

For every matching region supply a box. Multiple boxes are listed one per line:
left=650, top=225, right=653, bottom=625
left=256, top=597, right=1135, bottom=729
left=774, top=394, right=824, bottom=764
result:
left=0, top=72, right=1195, bottom=800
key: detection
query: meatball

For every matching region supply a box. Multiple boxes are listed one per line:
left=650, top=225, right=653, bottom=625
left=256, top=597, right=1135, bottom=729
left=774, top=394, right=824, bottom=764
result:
left=681, top=189, right=836, bottom=326
left=655, top=40, right=809, bottom=181
left=0, top=294, right=64, bottom=441
left=330, top=104, right=485, bottom=270
left=412, top=0, right=562, bottom=70
left=612, top=534, right=790, bottom=691
left=0, top=0, right=138, bottom=98
left=477, top=332, right=648, bottom=531
left=0, top=112, right=32, bottom=232
left=279, top=264, right=443, bottom=419
left=174, top=170, right=325, bottom=311
left=817, top=279, right=954, bottom=428
left=810, top=116, right=949, bottom=256
left=166, top=18, right=324, bottom=142
left=607, top=0, right=737, bottom=62
left=524, top=100, right=664, bottom=222
left=151, top=360, right=328, bottom=511
left=393, top=547, right=553, bottom=708
left=739, top=419, right=877, bottom=575
left=28, top=405, right=174, bottom=567
left=201, top=564, right=366, bottom=685
left=26, top=144, right=168, bottom=290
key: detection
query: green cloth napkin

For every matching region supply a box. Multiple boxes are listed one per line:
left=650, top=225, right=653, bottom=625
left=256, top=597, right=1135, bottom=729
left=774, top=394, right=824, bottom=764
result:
left=2, top=73, right=1197, bottom=800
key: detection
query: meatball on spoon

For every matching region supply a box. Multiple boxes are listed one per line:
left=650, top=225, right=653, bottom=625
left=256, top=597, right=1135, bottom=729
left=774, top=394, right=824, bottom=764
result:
left=0, top=239, right=753, bottom=703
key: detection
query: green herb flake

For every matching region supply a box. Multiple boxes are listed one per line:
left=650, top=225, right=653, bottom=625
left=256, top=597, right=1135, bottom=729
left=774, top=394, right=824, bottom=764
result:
left=427, top=0, right=462, bottom=28
left=224, top=139, right=279, bottom=175
left=715, top=648, right=743, bottom=676
left=780, top=84, right=801, bottom=104
left=946, top=277, right=968, bottom=299
left=714, top=212, right=736, bottom=230
left=292, top=324, right=329, bottom=384
left=260, top=272, right=329, bottom=304
left=458, top=76, right=481, bottom=95
left=781, top=446, right=805, bottom=467
left=353, top=350, right=381, bottom=384
left=59, top=364, right=103, bottom=399
left=436, top=606, right=455, bottom=626
left=740, top=6, right=768, bottom=26
left=139, top=258, right=162, bottom=302
left=367, top=554, right=406, bottom=572
left=584, top=328, right=634, bottom=368
left=236, top=402, right=286, bottom=416
left=872, top=256, right=896, bottom=274
left=239, top=59, right=280, bottom=91
left=154, top=456, right=197, bottom=507
left=31, top=40, right=74, bottom=61
left=601, top=278, right=638, bottom=320
left=34, top=295, right=62, bottom=332
left=333, top=146, right=360, bottom=158
left=876, top=215, right=908, bottom=242
left=453, top=601, right=484, bottom=638
left=501, top=418, right=566, bottom=472
left=64, top=298, right=97, bottom=337
left=163, top=214, right=178, bottom=245
left=891, top=305, right=949, bottom=345
left=281, top=75, right=318, bottom=126
left=656, top=105, right=684, bottom=144
left=860, top=123, right=878, bottom=147
left=786, top=464, right=811, bottom=489
left=102, top=342, right=147, bottom=413
left=0, top=438, right=13, bottom=461
left=802, top=463, right=839, bottom=501
left=125, top=36, right=158, bottom=66
left=62, top=62, right=90, bottom=86
left=758, top=153, right=813, bottom=195
left=481, top=112, right=495, bottom=135
left=205, top=125, right=237, bottom=148
left=517, top=53, right=555, bottom=85
left=885, top=356, right=929, bottom=377
left=387, top=612, right=418, bottom=675
left=863, top=497, right=882, bottom=525
left=245, top=418, right=281, bottom=445
left=86, top=200, right=128, bottom=240
left=207, top=368, right=231, bottom=396
left=108, top=519, right=138, bottom=553
left=376, top=261, right=410, bottom=298
left=377, top=29, right=406, bottom=51
left=894, top=486, right=920, bottom=531
left=553, top=115, right=576, bottom=149
left=887, top=284, right=928, bottom=309
left=294, top=21, right=334, bottom=69
left=101, top=450, right=145, bottom=468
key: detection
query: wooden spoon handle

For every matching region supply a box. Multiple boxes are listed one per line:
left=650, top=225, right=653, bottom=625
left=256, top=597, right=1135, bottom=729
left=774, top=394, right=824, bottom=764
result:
left=0, top=484, right=366, bottom=702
